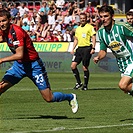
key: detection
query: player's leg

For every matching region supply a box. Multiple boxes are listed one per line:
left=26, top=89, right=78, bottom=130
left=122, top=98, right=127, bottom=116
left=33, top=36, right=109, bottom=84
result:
left=37, top=75, right=79, bottom=113
left=31, top=58, right=79, bottom=113
left=39, top=89, right=78, bottom=113
left=0, top=80, right=13, bottom=95
left=81, top=46, right=92, bottom=90
left=119, top=63, right=133, bottom=96
left=39, top=88, right=73, bottom=102
left=119, top=76, right=133, bottom=95
left=82, top=65, right=89, bottom=90
left=71, top=48, right=82, bottom=89
left=32, top=60, right=74, bottom=102
left=0, top=61, right=24, bottom=95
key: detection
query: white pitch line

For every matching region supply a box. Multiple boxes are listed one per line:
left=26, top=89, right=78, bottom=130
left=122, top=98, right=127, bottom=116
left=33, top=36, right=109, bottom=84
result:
left=11, top=123, right=133, bottom=133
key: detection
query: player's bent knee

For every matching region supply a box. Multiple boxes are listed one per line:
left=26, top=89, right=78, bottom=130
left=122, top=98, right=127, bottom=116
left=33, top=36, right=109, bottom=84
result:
left=0, top=80, right=13, bottom=95
left=118, top=83, right=127, bottom=91
left=71, top=65, right=75, bottom=70
left=42, top=96, right=53, bottom=102
left=40, top=89, right=53, bottom=102
left=71, top=62, right=77, bottom=70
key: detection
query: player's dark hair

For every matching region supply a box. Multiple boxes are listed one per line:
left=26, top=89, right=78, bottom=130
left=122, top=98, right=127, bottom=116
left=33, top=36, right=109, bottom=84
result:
left=98, top=5, right=114, bottom=16
left=126, top=11, right=133, bottom=16
left=80, top=12, right=87, bottom=19
left=0, top=9, right=11, bottom=19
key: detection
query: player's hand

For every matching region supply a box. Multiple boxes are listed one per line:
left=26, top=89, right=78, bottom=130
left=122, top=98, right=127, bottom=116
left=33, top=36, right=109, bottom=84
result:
left=93, top=56, right=99, bottom=64
left=0, top=59, right=2, bottom=64
left=0, top=81, right=4, bottom=85
left=70, top=50, right=74, bottom=55
left=90, top=49, right=95, bottom=54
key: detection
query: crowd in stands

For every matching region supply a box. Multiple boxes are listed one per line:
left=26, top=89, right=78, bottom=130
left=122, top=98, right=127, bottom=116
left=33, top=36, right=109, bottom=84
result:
left=0, top=0, right=132, bottom=42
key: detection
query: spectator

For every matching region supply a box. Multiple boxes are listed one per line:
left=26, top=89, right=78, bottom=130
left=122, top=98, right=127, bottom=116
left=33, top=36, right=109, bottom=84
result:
left=72, top=3, right=80, bottom=16
left=28, top=31, right=36, bottom=42
left=57, top=30, right=63, bottom=41
left=62, top=1, right=70, bottom=11
left=47, top=10, right=56, bottom=28
left=14, top=12, right=23, bottom=27
left=90, top=12, right=101, bottom=31
left=48, top=0, right=55, bottom=7
left=53, top=20, right=61, bottom=32
left=18, top=2, right=29, bottom=17
left=63, top=29, right=72, bottom=42
left=39, top=1, right=50, bottom=15
left=43, top=30, right=52, bottom=42
left=66, top=21, right=73, bottom=31
left=34, top=21, right=44, bottom=40
left=55, top=0, right=65, bottom=10
left=49, top=2, right=57, bottom=14
left=79, top=0, right=85, bottom=10
left=10, top=3, right=19, bottom=18
left=56, top=11, right=64, bottom=24
left=39, top=11, right=48, bottom=25
left=22, top=13, right=30, bottom=25
left=52, top=31, right=59, bottom=42
left=61, top=24, right=66, bottom=34
left=63, top=12, right=72, bottom=25
left=31, top=11, right=38, bottom=24
left=22, top=22, right=30, bottom=32
left=41, top=22, right=51, bottom=38
left=67, top=2, right=75, bottom=16
left=84, top=2, right=95, bottom=16
left=29, top=21, right=37, bottom=33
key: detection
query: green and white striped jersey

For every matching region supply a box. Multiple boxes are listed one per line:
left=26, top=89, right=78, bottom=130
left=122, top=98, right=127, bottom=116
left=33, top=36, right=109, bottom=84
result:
left=98, top=21, right=133, bottom=73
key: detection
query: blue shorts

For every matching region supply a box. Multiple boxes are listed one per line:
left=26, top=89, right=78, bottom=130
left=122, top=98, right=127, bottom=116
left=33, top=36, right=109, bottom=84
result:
left=3, top=58, right=50, bottom=90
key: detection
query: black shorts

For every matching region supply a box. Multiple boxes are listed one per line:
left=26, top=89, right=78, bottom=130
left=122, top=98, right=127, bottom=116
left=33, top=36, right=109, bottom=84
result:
left=72, top=46, right=92, bottom=67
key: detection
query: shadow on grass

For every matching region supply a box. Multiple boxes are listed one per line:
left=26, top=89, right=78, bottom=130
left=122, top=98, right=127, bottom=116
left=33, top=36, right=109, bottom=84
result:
left=89, top=88, right=118, bottom=91
left=14, top=115, right=85, bottom=120
left=120, top=118, right=133, bottom=122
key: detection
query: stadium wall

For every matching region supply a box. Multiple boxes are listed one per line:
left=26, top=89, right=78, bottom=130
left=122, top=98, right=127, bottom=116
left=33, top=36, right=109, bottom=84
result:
left=0, top=42, right=119, bottom=73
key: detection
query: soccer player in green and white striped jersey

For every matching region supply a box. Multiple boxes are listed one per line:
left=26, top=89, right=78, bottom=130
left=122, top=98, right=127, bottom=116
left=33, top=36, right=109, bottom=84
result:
left=93, top=5, right=133, bottom=96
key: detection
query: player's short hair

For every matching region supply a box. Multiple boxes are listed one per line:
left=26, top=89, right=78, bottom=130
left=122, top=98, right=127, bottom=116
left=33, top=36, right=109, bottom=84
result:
left=98, top=5, right=114, bottom=16
left=0, top=9, right=11, bottom=19
left=126, top=11, right=133, bottom=16
left=80, top=13, right=87, bottom=19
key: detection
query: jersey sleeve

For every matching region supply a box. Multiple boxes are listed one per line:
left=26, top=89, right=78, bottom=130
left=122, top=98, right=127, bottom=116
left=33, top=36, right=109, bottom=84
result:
left=75, top=28, right=78, bottom=38
left=123, top=23, right=133, bottom=37
left=15, top=28, right=25, bottom=47
left=98, top=30, right=107, bottom=50
left=90, top=25, right=96, bottom=36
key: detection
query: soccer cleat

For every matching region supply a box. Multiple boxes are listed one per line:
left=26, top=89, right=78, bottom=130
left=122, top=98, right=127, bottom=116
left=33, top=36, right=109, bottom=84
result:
left=73, top=83, right=83, bottom=90
left=69, top=93, right=78, bottom=113
left=127, top=92, right=133, bottom=96
left=81, top=86, right=88, bottom=91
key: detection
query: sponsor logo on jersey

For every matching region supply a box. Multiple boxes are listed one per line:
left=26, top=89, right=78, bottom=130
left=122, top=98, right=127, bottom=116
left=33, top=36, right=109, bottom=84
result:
left=108, top=41, right=122, bottom=51
left=13, top=41, right=20, bottom=45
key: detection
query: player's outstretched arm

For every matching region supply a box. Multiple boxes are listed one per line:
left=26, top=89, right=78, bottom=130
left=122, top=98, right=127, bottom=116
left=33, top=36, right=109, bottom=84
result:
left=0, top=46, right=24, bottom=64
left=93, top=50, right=107, bottom=64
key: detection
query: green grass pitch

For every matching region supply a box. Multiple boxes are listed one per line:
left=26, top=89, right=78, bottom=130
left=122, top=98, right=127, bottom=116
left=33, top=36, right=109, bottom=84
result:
left=0, top=72, right=133, bottom=133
